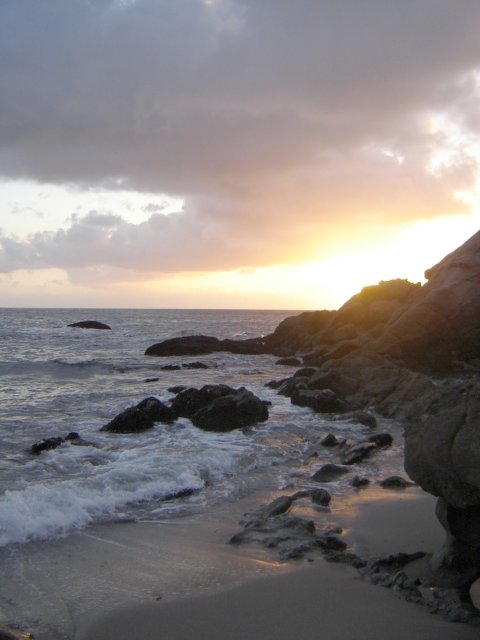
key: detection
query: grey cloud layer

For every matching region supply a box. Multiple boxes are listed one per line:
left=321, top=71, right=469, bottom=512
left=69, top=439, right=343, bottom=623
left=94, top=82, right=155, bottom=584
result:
left=1, top=0, right=480, bottom=274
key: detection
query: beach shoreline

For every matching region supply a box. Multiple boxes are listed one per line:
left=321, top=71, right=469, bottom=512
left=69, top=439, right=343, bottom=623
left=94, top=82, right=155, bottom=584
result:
left=76, top=486, right=479, bottom=640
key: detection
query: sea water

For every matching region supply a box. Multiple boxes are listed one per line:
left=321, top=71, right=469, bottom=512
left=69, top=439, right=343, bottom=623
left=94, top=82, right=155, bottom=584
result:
left=0, top=308, right=405, bottom=638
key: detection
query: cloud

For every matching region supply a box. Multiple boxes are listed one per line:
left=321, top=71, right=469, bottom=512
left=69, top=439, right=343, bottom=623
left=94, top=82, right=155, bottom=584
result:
left=1, top=0, right=480, bottom=276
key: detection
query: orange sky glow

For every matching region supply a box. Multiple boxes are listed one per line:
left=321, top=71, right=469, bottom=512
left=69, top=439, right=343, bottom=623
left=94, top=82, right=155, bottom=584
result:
left=1, top=1, right=480, bottom=310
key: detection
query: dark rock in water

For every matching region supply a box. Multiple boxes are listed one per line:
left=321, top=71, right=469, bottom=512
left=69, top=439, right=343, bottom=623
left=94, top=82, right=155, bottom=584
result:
left=342, top=442, right=377, bottom=465
left=145, top=377, right=160, bottom=383
left=146, top=335, right=222, bottom=356
left=340, top=432, right=392, bottom=463
left=161, top=364, right=181, bottom=371
left=31, top=432, right=93, bottom=454
left=182, top=361, right=210, bottom=369
left=163, top=487, right=200, bottom=502
left=101, top=397, right=175, bottom=433
left=368, top=432, right=393, bottom=447
left=293, top=367, right=318, bottom=379
left=291, top=488, right=332, bottom=507
left=193, top=389, right=268, bottom=432
left=320, top=433, right=341, bottom=447
left=170, top=385, right=232, bottom=418
left=258, top=495, right=295, bottom=518
left=316, top=532, right=347, bottom=551
left=343, top=410, right=377, bottom=429
left=170, top=384, right=268, bottom=432
left=379, top=476, right=414, bottom=489
left=145, top=334, right=272, bottom=357
left=291, top=388, right=347, bottom=413
left=68, top=320, right=111, bottom=330
left=349, top=475, right=370, bottom=488
left=311, top=463, right=350, bottom=482
left=309, top=488, right=332, bottom=506
left=276, top=357, right=302, bottom=366
left=168, top=385, right=187, bottom=394
left=31, top=436, right=64, bottom=455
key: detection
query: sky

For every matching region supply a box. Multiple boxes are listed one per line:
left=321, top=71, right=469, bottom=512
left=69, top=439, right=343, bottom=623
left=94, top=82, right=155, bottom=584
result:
left=1, top=0, right=480, bottom=310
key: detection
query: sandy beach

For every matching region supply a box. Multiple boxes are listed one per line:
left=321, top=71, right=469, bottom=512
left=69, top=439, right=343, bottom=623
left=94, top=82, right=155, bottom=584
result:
left=77, top=487, right=479, bottom=640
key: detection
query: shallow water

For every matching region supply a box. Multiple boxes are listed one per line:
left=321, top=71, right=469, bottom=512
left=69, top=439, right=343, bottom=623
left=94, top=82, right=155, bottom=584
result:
left=0, top=308, right=406, bottom=638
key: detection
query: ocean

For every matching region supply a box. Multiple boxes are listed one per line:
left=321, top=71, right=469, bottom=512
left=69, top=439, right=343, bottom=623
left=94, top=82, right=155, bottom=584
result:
left=0, top=308, right=405, bottom=639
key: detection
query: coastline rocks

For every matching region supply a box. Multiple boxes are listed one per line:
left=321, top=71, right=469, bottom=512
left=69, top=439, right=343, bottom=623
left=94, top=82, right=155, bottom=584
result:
left=68, top=320, right=111, bottom=330
left=341, top=433, right=394, bottom=465
left=160, top=362, right=210, bottom=371
left=379, top=476, right=415, bottom=489
left=291, top=388, right=347, bottom=413
left=276, top=357, right=302, bottom=366
left=145, top=335, right=272, bottom=357
left=171, top=384, right=268, bottom=432
left=374, top=230, right=480, bottom=373
left=342, top=442, right=377, bottom=465
left=311, top=463, right=350, bottom=483
left=101, top=397, right=175, bottom=433
left=31, top=436, right=64, bottom=455
left=229, top=490, right=359, bottom=563
left=31, top=432, right=92, bottom=454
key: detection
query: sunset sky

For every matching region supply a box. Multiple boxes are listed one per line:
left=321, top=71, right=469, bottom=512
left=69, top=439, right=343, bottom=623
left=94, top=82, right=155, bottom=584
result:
left=1, top=0, right=480, bottom=309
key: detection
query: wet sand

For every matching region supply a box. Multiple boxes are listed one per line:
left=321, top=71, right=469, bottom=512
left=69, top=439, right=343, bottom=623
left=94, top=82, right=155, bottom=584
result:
left=78, top=488, right=479, bottom=640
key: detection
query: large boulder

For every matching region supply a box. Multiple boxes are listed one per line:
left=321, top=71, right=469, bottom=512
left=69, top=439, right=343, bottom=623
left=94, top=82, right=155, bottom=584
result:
left=405, top=378, right=480, bottom=509
left=145, top=335, right=273, bottom=357
left=375, top=230, right=480, bottom=373
left=101, top=397, right=175, bottom=433
left=171, top=384, right=269, bottom=432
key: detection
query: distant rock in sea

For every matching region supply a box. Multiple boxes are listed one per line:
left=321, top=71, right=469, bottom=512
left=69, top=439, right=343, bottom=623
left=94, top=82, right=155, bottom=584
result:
left=68, top=320, right=111, bottom=330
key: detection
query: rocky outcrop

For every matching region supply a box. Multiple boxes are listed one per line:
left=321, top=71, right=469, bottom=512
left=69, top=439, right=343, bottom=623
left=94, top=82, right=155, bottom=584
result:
left=145, top=335, right=272, bottom=356
left=170, top=384, right=269, bottom=432
left=140, top=230, right=480, bottom=582
left=102, top=386, right=269, bottom=434
left=273, top=230, right=480, bottom=585
left=68, top=320, right=111, bottom=329
left=101, top=397, right=175, bottom=433
left=375, top=230, right=480, bottom=373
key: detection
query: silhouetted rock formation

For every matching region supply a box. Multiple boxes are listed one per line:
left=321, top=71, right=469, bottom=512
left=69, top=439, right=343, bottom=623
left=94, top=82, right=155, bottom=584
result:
left=170, top=384, right=269, bottom=432
left=101, top=386, right=269, bottom=434
left=68, top=320, right=111, bottom=329
left=145, top=335, right=271, bottom=356
left=145, top=229, right=480, bottom=586
left=101, top=397, right=175, bottom=433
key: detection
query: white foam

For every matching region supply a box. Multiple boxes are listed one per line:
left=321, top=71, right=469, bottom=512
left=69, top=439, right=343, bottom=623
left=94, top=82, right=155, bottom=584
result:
left=0, top=422, right=287, bottom=547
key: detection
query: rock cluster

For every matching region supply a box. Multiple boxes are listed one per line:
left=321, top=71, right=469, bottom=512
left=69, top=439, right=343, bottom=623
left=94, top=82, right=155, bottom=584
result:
left=99, top=385, right=269, bottom=434
left=143, top=229, right=480, bottom=588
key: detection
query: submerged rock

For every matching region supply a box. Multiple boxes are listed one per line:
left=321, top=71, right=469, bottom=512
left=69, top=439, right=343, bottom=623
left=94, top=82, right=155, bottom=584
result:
left=31, top=436, right=64, bottom=455
left=31, top=432, right=93, bottom=454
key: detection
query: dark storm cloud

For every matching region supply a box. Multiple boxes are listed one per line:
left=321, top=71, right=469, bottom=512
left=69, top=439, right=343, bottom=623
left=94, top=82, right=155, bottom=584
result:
left=1, top=0, right=480, bottom=274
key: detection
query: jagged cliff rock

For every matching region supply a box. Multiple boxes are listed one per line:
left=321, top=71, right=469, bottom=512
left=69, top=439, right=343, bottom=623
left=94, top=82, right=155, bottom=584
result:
left=145, top=230, right=480, bottom=583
